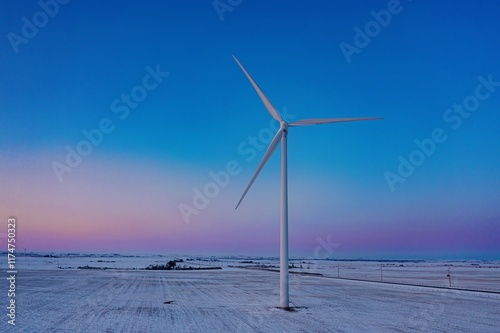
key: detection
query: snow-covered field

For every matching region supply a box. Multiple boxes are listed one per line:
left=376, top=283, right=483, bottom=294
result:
left=2, top=254, right=500, bottom=332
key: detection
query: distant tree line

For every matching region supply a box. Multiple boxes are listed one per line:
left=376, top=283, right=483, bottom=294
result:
left=145, top=259, right=222, bottom=271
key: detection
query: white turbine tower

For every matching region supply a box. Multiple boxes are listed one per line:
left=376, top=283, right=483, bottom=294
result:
left=233, top=55, right=382, bottom=309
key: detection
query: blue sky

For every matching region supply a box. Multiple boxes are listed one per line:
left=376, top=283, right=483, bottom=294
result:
left=1, top=0, right=499, bottom=259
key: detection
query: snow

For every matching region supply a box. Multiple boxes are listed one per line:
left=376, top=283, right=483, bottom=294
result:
left=2, top=255, right=500, bottom=332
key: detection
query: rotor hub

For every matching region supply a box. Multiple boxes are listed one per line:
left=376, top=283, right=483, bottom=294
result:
left=280, top=121, right=289, bottom=132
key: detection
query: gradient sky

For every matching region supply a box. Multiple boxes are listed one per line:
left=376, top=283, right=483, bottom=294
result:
left=1, top=0, right=499, bottom=259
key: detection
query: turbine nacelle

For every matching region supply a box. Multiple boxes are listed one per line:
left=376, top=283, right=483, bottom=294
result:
left=280, top=121, right=288, bottom=132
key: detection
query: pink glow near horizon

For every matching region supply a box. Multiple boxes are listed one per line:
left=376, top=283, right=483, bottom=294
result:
left=2, top=150, right=499, bottom=259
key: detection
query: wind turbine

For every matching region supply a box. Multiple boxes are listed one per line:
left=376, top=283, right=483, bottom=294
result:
left=233, top=55, right=382, bottom=309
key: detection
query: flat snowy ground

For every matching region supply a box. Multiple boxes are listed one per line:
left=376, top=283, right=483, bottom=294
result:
left=3, top=267, right=500, bottom=332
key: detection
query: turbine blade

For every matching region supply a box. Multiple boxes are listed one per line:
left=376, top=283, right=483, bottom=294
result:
left=289, top=117, right=383, bottom=126
left=235, top=129, right=283, bottom=210
left=233, top=55, right=283, bottom=122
